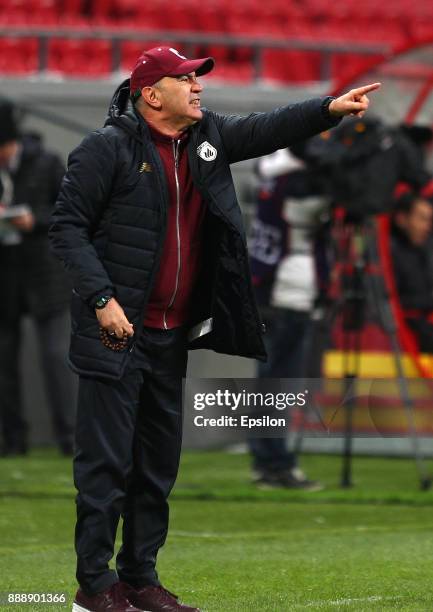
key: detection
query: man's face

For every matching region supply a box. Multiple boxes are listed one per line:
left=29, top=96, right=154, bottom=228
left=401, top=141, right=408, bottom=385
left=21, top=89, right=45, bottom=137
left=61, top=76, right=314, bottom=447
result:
left=154, top=72, right=204, bottom=128
left=398, top=199, right=433, bottom=246
left=0, top=141, right=18, bottom=167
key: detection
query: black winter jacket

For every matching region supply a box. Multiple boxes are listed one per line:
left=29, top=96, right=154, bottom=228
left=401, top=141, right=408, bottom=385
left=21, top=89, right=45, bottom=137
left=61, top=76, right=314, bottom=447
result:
left=0, top=134, right=70, bottom=321
left=49, top=80, right=340, bottom=379
left=391, top=226, right=433, bottom=312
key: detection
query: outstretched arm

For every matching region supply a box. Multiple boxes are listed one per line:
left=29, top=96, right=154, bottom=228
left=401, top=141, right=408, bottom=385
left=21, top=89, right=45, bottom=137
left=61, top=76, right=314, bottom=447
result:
left=211, top=84, right=381, bottom=164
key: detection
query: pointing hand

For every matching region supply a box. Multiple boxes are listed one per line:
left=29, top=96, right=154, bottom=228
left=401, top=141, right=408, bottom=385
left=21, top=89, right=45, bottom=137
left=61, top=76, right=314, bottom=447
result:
left=328, top=83, right=381, bottom=118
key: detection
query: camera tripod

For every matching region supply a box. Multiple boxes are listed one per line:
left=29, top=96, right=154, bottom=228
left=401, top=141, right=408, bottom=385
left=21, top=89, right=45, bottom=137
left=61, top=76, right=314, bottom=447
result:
left=318, top=215, right=431, bottom=490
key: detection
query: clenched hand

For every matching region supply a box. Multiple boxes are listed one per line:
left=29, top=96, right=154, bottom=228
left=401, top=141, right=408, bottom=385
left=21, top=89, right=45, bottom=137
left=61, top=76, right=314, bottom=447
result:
left=329, top=83, right=381, bottom=118
left=96, top=298, right=134, bottom=339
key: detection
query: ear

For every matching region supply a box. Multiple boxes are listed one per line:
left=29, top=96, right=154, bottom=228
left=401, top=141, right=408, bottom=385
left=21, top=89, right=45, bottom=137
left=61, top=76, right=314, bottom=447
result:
left=141, top=86, right=162, bottom=110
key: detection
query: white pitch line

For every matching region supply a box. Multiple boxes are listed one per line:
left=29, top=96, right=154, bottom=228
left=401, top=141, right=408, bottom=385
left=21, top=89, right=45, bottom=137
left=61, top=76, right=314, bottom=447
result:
left=170, top=530, right=295, bottom=539
left=302, top=595, right=403, bottom=608
left=170, top=530, right=236, bottom=538
left=170, top=523, right=433, bottom=539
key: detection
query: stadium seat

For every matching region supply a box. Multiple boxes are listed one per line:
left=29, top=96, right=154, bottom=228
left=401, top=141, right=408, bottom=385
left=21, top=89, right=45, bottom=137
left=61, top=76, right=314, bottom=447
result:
left=0, top=0, right=30, bottom=24
left=127, top=3, right=166, bottom=29
left=262, top=49, right=321, bottom=83
left=120, top=40, right=145, bottom=72
left=206, top=45, right=230, bottom=63
left=331, top=53, right=383, bottom=82
left=61, top=0, right=83, bottom=17
left=193, top=3, right=225, bottom=32
left=47, top=38, right=112, bottom=76
left=91, top=0, right=114, bottom=21
left=163, top=5, right=195, bottom=31
left=28, top=0, right=58, bottom=25
left=207, top=61, right=254, bottom=83
left=234, top=46, right=254, bottom=64
left=0, top=37, right=39, bottom=73
left=408, top=18, right=433, bottom=42
left=113, top=0, right=141, bottom=24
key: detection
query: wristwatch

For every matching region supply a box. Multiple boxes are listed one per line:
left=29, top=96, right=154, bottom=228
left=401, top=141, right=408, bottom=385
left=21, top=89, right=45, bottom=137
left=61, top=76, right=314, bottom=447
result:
left=94, top=295, right=113, bottom=310
left=321, top=95, right=342, bottom=125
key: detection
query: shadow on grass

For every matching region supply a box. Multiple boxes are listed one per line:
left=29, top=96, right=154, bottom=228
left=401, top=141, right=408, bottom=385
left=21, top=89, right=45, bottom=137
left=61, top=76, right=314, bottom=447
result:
left=2, top=487, right=433, bottom=507
left=0, top=491, right=74, bottom=500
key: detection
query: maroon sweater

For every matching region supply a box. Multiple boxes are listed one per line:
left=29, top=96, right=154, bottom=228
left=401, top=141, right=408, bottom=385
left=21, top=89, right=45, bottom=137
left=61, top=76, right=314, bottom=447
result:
left=144, top=124, right=206, bottom=329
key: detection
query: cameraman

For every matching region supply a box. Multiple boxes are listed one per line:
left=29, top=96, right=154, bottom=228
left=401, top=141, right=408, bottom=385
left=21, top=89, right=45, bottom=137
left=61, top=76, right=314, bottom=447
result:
left=391, top=193, right=433, bottom=352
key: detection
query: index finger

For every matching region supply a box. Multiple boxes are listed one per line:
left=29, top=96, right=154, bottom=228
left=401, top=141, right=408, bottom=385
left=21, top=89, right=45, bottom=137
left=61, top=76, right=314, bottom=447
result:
left=352, top=82, right=382, bottom=95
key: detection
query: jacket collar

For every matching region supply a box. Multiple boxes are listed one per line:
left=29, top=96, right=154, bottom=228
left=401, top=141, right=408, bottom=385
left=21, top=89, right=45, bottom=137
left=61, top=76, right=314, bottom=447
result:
left=104, top=78, right=145, bottom=143
left=147, top=122, right=190, bottom=145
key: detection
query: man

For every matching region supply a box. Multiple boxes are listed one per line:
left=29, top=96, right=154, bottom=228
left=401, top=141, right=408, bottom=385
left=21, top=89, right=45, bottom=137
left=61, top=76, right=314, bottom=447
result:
left=49, top=46, right=380, bottom=612
left=0, top=98, right=75, bottom=456
left=248, top=145, right=327, bottom=490
left=391, top=193, right=433, bottom=351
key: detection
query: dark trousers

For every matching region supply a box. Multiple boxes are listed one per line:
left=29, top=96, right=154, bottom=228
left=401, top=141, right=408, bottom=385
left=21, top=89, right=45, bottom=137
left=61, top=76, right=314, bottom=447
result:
left=0, top=309, right=76, bottom=453
left=74, top=326, right=188, bottom=596
left=249, top=307, right=311, bottom=473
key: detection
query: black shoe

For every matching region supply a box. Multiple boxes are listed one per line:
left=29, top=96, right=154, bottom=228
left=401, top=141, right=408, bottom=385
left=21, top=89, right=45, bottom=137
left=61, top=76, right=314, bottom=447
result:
left=254, top=467, right=323, bottom=492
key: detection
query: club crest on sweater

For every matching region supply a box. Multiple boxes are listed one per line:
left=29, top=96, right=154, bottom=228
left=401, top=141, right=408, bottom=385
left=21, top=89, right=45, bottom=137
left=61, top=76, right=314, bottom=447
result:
left=197, top=141, right=217, bottom=161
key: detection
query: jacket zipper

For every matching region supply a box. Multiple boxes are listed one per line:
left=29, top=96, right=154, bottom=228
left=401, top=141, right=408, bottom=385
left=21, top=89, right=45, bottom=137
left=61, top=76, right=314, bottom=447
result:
left=127, top=138, right=170, bottom=356
left=163, top=139, right=181, bottom=329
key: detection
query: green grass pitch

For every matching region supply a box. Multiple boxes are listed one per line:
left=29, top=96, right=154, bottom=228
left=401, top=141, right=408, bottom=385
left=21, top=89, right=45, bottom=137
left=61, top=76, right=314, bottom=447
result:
left=1, top=449, right=433, bottom=611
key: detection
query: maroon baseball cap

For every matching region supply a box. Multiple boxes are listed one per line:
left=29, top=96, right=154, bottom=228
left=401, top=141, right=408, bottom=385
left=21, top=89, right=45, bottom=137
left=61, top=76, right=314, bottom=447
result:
left=130, top=46, right=214, bottom=97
